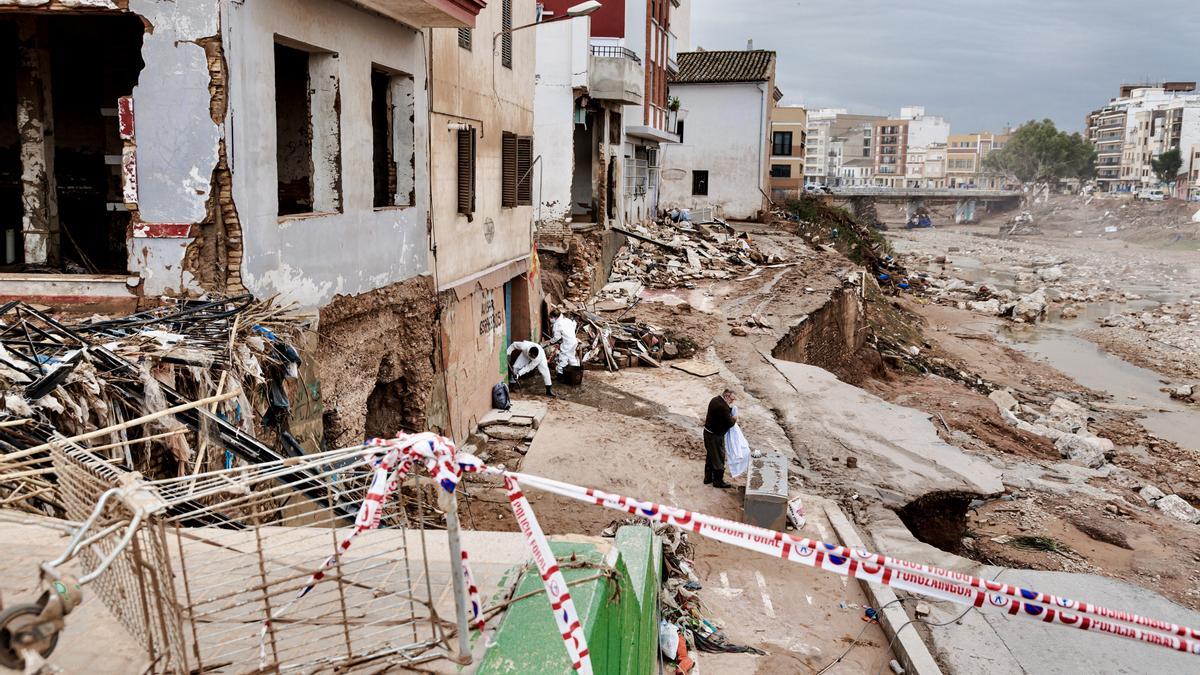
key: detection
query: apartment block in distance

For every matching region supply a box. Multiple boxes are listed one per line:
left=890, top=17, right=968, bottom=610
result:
left=769, top=105, right=807, bottom=199
left=946, top=131, right=1011, bottom=189
left=1085, top=82, right=1198, bottom=192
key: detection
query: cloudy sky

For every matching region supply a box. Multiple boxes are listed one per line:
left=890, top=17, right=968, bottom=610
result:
left=688, top=0, right=1200, bottom=133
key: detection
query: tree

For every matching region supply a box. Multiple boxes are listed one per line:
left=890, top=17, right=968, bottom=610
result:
left=1151, top=148, right=1183, bottom=185
left=984, top=119, right=1096, bottom=185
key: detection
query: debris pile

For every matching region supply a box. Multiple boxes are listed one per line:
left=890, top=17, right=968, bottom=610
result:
left=988, top=390, right=1114, bottom=468
left=601, top=518, right=764, bottom=674
left=607, top=220, right=784, bottom=289
left=1000, top=211, right=1041, bottom=236
left=0, top=298, right=308, bottom=515
left=569, top=310, right=691, bottom=371
left=1138, top=485, right=1200, bottom=524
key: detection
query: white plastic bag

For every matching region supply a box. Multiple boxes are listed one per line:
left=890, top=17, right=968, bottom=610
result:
left=724, top=406, right=751, bottom=479
left=787, top=496, right=807, bottom=530
left=658, top=620, right=680, bottom=660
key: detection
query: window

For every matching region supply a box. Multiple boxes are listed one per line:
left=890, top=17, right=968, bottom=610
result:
left=863, top=147, right=871, bottom=157
left=770, top=164, right=791, bottom=178
left=772, top=131, right=793, bottom=156
left=501, top=0, right=513, bottom=69
left=371, top=67, right=416, bottom=208
left=675, top=120, right=685, bottom=142
left=275, top=41, right=341, bottom=216
left=501, top=131, right=533, bottom=207
left=458, top=27, right=472, bottom=50
left=692, top=170, right=709, bottom=196
left=456, top=128, right=476, bottom=215
left=609, top=110, right=622, bottom=145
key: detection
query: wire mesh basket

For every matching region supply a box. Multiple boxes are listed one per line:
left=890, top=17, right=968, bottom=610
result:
left=47, top=438, right=459, bottom=673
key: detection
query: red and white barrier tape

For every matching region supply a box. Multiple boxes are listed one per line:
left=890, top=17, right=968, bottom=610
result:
left=504, top=475, right=593, bottom=673
left=500, top=470, right=1200, bottom=657
left=275, top=433, right=1199, bottom=672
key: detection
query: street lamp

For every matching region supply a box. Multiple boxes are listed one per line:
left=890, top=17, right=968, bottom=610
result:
left=493, top=1, right=602, bottom=48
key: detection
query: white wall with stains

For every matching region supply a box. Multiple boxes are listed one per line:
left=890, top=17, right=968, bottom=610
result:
left=223, top=0, right=430, bottom=310
left=125, top=0, right=222, bottom=296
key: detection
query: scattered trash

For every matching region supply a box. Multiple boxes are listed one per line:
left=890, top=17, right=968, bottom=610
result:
left=787, top=496, right=807, bottom=530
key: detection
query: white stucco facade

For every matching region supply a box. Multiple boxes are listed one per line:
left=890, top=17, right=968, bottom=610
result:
left=533, top=17, right=590, bottom=226
left=224, top=0, right=431, bottom=309
left=660, top=82, right=770, bottom=220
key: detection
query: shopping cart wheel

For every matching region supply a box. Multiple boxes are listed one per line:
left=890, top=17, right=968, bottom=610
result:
left=0, top=603, right=59, bottom=670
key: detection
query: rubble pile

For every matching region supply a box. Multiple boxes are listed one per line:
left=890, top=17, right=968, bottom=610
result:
left=570, top=310, right=690, bottom=371
left=606, top=219, right=785, bottom=290
left=988, top=390, right=1114, bottom=468
left=1138, top=485, right=1200, bottom=525
left=1096, top=299, right=1200, bottom=382
left=0, top=298, right=308, bottom=515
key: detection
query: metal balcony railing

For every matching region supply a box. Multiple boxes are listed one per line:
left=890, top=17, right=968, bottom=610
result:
left=590, top=45, right=642, bottom=65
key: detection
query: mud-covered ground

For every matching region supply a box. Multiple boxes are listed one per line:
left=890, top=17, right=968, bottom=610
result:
left=879, top=201, right=1200, bottom=608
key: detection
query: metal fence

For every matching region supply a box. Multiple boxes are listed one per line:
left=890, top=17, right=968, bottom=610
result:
left=49, top=439, right=458, bottom=673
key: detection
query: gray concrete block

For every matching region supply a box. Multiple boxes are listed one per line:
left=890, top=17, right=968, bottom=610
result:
left=744, top=452, right=789, bottom=531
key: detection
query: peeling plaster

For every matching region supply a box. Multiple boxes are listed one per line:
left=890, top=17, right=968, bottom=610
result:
left=226, top=0, right=431, bottom=310
left=128, top=0, right=221, bottom=224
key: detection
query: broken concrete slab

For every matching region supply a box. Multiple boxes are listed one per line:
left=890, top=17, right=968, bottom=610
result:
left=478, top=400, right=548, bottom=430
left=1054, top=433, right=1111, bottom=468
left=482, top=424, right=534, bottom=441
left=1155, top=494, right=1200, bottom=524
left=988, top=388, right=1018, bottom=412
left=765, top=358, right=1004, bottom=497
left=869, top=512, right=1200, bottom=675
left=1138, top=485, right=1165, bottom=504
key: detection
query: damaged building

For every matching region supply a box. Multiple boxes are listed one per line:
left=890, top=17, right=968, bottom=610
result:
left=0, top=0, right=546, bottom=450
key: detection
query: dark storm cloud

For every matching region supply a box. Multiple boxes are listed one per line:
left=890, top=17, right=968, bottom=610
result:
left=689, top=0, right=1200, bottom=133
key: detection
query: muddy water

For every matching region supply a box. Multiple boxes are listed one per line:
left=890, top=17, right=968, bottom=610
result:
left=900, top=245, right=1200, bottom=451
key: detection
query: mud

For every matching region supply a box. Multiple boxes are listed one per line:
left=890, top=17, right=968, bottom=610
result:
left=317, top=276, right=438, bottom=446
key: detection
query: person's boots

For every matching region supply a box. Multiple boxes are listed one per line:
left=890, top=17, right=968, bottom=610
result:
left=545, top=384, right=556, bottom=398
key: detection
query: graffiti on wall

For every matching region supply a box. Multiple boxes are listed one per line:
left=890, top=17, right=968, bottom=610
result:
left=478, top=290, right=504, bottom=336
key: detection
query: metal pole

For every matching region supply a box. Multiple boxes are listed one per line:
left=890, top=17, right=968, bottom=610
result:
left=441, top=491, right=473, bottom=665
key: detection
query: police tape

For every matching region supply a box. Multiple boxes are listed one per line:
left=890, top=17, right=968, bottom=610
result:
left=289, top=435, right=1198, bottom=671
left=503, top=475, right=592, bottom=674
left=500, top=470, right=1200, bottom=658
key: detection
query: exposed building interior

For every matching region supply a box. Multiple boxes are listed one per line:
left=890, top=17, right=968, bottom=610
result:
left=0, top=14, right=145, bottom=273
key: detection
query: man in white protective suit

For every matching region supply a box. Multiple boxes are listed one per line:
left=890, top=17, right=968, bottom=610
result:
left=547, top=309, right=580, bottom=376
left=507, top=340, right=554, bottom=397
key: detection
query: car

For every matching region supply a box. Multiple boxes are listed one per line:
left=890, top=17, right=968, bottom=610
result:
left=1136, top=188, right=1166, bottom=201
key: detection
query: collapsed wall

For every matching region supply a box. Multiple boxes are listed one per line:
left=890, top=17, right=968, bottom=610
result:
left=771, top=286, right=884, bottom=384
left=317, top=276, right=438, bottom=447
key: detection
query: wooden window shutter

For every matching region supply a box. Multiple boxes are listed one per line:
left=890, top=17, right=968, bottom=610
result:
left=501, top=0, right=513, bottom=69
left=457, top=128, right=475, bottom=215
left=502, top=132, right=518, bottom=208
left=516, top=137, right=532, bottom=206
left=458, top=27, right=472, bottom=50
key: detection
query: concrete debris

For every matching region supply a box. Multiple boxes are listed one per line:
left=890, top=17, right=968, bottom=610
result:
left=1154, top=494, right=1200, bottom=524
left=1054, top=433, right=1112, bottom=469
left=1170, top=384, right=1195, bottom=401
left=988, top=388, right=1019, bottom=412
left=1012, top=288, right=1048, bottom=323
left=608, top=218, right=780, bottom=289
left=1138, top=485, right=1165, bottom=504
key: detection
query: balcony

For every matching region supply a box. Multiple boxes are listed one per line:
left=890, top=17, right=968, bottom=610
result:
left=339, top=0, right=485, bottom=27
left=589, top=45, right=644, bottom=106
